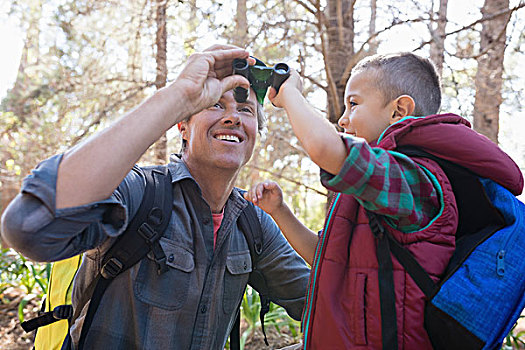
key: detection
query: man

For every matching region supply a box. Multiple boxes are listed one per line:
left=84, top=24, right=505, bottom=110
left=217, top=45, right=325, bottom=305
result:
left=1, top=45, right=309, bottom=349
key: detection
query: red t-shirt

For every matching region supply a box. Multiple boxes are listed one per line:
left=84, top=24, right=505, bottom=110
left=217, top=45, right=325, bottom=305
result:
left=212, top=211, right=224, bottom=249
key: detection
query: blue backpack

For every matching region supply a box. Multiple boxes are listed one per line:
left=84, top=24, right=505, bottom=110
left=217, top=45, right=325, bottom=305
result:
left=367, top=147, right=525, bottom=350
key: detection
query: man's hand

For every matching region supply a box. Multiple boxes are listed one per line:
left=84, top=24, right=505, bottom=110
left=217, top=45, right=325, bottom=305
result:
left=244, top=180, right=285, bottom=216
left=171, top=44, right=255, bottom=122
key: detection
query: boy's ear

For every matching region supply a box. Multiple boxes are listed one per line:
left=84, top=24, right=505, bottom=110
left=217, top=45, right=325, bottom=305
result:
left=391, top=95, right=415, bottom=124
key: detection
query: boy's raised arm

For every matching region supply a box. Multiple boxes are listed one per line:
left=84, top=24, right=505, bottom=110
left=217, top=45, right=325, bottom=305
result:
left=244, top=181, right=318, bottom=265
left=268, top=70, right=348, bottom=176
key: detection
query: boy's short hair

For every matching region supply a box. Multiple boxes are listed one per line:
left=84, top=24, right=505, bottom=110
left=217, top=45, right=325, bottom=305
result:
left=352, top=52, right=442, bottom=116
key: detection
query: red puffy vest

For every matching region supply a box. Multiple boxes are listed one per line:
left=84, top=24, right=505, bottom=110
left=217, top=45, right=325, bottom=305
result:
left=302, top=114, right=523, bottom=349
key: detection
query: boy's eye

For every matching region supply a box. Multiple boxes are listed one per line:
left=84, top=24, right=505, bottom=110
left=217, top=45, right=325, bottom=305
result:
left=349, top=101, right=357, bottom=107
left=212, top=103, right=223, bottom=109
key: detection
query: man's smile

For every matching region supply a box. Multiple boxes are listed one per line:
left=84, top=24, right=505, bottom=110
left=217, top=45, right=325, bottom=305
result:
left=213, top=131, right=244, bottom=143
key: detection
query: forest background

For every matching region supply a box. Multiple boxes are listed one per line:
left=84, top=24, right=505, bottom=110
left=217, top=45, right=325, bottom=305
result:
left=0, top=0, right=524, bottom=349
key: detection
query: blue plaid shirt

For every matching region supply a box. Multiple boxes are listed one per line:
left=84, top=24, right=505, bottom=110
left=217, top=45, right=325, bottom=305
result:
left=1, top=154, right=309, bottom=349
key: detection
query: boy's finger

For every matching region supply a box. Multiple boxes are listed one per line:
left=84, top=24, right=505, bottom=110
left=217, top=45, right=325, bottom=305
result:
left=257, top=184, right=264, bottom=199
left=264, top=181, right=275, bottom=190
left=268, top=88, right=277, bottom=100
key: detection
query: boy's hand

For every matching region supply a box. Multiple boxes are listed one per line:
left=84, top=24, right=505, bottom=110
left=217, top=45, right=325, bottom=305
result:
left=244, top=180, right=284, bottom=216
left=268, top=68, right=303, bottom=108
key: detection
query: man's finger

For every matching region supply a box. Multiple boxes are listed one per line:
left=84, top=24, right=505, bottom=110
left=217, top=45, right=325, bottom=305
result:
left=220, top=75, right=250, bottom=96
left=203, top=44, right=244, bottom=52
left=208, top=48, right=250, bottom=64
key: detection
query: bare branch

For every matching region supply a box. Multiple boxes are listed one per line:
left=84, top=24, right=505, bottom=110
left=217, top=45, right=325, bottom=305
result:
left=71, top=83, right=153, bottom=145
left=247, top=164, right=328, bottom=197
left=413, top=3, right=525, bottom=52
left=291, top=0, right=317, bottom=15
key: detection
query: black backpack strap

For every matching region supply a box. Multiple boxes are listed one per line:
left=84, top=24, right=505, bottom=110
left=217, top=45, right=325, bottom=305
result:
left=234, top=201, right=270, bottom=348
left=21, top=304, right=73, bottom=333
left=366, top=211, right=398, bottom=350
left=77, top=165, right=172, bottom=349
left=230, top=312, right=241, bottom=350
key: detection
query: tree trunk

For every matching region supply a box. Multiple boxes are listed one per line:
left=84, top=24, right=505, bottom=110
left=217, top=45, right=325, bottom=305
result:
left=233, top=0, right=248, bottom=47
left=128, top=1, right=146, bottom=83
left=430, top=0, right=448, bottom=77
left=153, top=0, right=168, bottom=164
left=369, top=0, right=377, bottom=54
left=473, top=0, right=510, bottom=144
left=324, top=0, right=355, bottom=124
left=322, top=0, right=356, bottom=211
left=7, top=0, right=42, bottom=119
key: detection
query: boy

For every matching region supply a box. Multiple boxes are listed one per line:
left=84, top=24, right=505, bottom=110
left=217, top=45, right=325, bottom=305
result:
left=244, top=52, right=523, bottom=349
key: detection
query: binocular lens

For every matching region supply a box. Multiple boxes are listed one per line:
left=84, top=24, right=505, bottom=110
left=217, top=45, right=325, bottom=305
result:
left=273, top=63, right=290, bottom=76
left=233, top=59, right=249, bottom=70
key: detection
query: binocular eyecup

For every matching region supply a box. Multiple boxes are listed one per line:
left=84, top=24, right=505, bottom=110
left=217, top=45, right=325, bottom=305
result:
left=232, top=58, right=290, bottom=104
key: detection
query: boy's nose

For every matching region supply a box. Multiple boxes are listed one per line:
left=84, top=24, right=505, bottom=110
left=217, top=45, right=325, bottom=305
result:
left=338, top=113, right=349, bottom=129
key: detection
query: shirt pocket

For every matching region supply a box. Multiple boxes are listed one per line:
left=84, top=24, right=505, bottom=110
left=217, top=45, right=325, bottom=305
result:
left=134, top=237, right=194, bottom=310
left=223, top=250, right=252, bottom=314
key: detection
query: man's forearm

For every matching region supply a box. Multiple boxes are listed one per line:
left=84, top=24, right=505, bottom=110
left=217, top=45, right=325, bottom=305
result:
left=56, top=85, right=186, bottom=209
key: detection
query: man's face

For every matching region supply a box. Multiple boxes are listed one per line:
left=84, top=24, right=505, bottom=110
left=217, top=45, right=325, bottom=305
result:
left=180, top=90, right=258, bottom=172
left=338, top=70, right=396, bottom=143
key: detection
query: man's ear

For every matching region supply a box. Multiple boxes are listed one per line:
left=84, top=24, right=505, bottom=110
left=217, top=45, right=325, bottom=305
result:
left=391, top=95, right=415, bottom=124
left=177, top=122, right=188, bottom=141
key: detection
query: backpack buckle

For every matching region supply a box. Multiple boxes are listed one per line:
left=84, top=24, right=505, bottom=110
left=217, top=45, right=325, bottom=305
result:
left=101, top=257, right=123, bottom=279
left=52, top=305, right=73, bottom=320
left=138, top=223, right=160, bottom=244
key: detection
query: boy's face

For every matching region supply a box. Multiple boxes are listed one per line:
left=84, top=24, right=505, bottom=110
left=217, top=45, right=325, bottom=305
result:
left=339, top=70, right=396, bottom=143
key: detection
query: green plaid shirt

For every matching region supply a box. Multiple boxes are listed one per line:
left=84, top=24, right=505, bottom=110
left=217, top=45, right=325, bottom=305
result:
left=321, top=135, right=441, bottom=232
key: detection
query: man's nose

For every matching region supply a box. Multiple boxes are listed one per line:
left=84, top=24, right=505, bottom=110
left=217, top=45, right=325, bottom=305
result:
left=221, top=110, right=241, bottom=126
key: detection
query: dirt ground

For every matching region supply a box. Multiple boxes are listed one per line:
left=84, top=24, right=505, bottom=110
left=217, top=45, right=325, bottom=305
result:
left=4, top=285, right=519, bottom=350
left=0, top=287, right=300, bottom=350
left=0, top=287, right=40, bottom=350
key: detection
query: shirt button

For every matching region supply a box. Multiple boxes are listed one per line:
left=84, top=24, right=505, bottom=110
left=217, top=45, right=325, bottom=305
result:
left=203, top=217, right=211, bottom=225
left=243, top=262, right=247, bottom=270
left=201, top=305, right=207, bottom=313
left=168, top=254, right=174, bottom=263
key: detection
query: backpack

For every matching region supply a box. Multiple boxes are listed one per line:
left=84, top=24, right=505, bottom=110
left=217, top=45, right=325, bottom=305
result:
left=367, top=147, right=525, bottom=350
left=21, top=165, right=271, bottom=350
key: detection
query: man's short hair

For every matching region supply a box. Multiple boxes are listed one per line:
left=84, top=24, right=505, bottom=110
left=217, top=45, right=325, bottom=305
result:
left=352, top=52, right=442, bottom=116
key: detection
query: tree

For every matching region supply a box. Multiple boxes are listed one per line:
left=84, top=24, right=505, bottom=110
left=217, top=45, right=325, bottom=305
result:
left=429, top=0, right=448, bottom=77
left=473, top=0, right=511, bottom=143
left=233, top=0, right=248, bottom=47
left=152, top=0, right=169, bottom=164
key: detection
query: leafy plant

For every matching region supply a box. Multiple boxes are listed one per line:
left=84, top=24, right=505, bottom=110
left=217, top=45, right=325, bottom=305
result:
left=502, top=315, right=525, bottom=350
left=239, top=286, right=301, bottom=350
left=0, top=248, right=50, bottom=321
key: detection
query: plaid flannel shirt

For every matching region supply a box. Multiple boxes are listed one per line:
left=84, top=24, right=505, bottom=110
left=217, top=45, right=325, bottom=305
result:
left=321, top=134, right=440, bottom=232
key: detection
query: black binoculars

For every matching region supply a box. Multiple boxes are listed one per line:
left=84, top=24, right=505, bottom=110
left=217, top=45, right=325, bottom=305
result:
left=232, top=58, right=290, bottom=104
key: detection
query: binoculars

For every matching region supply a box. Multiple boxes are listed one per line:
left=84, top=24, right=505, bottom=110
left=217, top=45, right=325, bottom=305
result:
left=232, top=58, right=290, bottom=104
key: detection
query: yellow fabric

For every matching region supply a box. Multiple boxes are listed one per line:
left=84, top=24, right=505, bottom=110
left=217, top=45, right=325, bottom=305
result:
left=34, top=255, right=82, bottom=350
